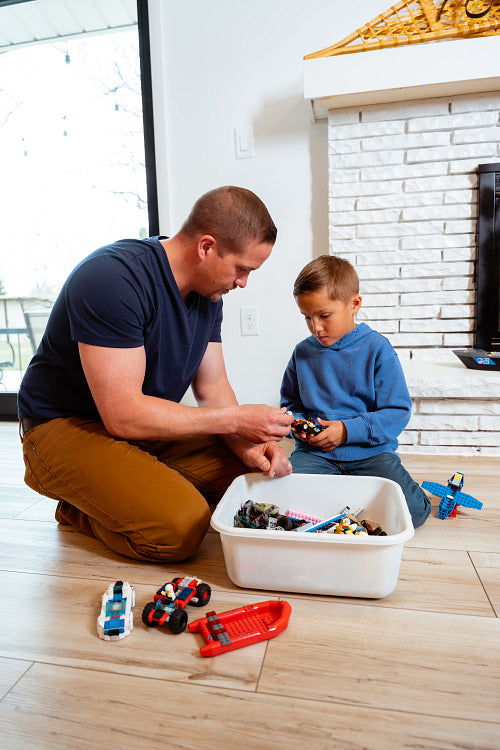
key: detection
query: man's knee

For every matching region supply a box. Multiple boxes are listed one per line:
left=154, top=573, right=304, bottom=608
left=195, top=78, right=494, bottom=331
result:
left=160, top=503, right=212, bottom=561
left=56, top=491, right=212, bottom=562
left=126, top=500, right=212, bottom=562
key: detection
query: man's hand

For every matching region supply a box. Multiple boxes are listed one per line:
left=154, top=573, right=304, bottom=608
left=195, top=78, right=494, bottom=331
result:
left=235, top=405, right=294, bottom=444
left=241, top=441, right=292, bottom=478
left=308, top=418, right=347, bottom=452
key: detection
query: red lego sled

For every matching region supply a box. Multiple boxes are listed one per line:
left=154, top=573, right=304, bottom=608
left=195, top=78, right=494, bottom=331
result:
left=188, top=599, right=292, bottom=657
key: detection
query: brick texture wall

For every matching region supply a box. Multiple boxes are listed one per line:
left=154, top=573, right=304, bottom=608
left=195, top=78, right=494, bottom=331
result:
left=328, top=91, right=500, bottom=455
left=402, top=395, right=500, bottom=456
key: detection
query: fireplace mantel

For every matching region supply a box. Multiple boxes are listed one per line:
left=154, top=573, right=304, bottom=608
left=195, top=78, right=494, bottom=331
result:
left=304, top=34, right=500, bottom=120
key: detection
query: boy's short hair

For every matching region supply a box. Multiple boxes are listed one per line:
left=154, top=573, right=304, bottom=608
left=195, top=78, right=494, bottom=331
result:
left=181, top=185, right=277, bottom=256
left=293, top=255, right=359, bottom=304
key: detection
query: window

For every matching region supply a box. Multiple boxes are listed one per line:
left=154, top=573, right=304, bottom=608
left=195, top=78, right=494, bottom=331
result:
left=0, top=0, right=158, bottom=417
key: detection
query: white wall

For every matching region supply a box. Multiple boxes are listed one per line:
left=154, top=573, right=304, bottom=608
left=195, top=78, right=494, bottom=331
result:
left=147, top=0, right=383, bottom=405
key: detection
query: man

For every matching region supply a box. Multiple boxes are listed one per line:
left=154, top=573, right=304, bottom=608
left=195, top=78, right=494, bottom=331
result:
left=18, top=186, right=293, bottom=561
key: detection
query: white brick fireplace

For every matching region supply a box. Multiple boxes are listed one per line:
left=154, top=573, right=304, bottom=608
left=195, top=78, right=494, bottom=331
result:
left=304, top=37, right=500, bottom=456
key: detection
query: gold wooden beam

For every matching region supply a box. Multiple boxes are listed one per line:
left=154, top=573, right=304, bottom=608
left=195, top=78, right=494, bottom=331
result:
left=304, top=0, right=500, bottom=60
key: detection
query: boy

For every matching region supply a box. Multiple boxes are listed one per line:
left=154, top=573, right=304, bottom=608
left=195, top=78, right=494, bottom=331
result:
left=280, top=255, right=430, bottom=528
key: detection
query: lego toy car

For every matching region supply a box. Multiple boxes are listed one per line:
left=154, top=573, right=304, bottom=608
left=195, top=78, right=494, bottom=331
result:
left=291, top=418, right=325, bottom=438
left=142, top=576, right=211, bottom=634
left=97, top=580, right=135, bottom=641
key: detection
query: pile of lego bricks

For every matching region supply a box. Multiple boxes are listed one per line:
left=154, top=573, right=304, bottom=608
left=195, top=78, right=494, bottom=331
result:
left=233, top=500, right=386, bottom=536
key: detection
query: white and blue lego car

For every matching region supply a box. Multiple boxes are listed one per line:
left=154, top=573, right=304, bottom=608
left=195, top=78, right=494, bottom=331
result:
left=97, top=580, right=135, bottom=641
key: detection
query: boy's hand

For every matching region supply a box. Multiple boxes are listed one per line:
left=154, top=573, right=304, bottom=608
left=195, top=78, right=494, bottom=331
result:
left=308, top=418, right=347, bottom=451
left=290, top=420, right=311, bottom=442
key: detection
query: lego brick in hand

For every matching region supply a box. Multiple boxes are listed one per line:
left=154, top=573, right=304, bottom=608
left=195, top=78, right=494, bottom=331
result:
left=291, top=418, right=325, bottom=439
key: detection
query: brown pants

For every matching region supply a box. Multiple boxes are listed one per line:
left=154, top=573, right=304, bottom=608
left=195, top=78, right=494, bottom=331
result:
left=21, top=417, right=246, bottom=562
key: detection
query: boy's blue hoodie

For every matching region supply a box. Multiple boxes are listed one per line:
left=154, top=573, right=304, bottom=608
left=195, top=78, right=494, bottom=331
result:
left=280, top=322, right=411, bottom=461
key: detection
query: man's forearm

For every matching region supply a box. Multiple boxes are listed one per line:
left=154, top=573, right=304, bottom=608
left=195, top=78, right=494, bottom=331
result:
left=103, top=392, right=291, bottom=447
left=104, top=393, right=240, bottom=441
left=220, top=432, right=256, bottom=461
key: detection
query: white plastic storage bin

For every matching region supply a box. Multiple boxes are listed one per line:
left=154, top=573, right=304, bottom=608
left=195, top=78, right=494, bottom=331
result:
left=211, top=473, right=414, bottom=599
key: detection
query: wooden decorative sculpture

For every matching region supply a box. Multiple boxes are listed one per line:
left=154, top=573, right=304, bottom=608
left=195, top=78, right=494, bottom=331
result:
left=304, top=0, right=500, bottom=59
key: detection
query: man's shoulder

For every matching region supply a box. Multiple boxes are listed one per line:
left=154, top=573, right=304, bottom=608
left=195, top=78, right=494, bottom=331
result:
left=88, top=237, right=161, bottom=265
left=67, top=237, right=165, bottom=289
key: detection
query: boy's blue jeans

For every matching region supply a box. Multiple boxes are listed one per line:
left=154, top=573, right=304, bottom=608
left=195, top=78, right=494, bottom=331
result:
left=290, top=450, right=431, bottom=528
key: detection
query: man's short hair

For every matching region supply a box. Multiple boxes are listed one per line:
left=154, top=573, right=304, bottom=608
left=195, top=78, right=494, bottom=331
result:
left=293, top=255, right=359, bottom=303
left=181, top=186, right=277, bottom=255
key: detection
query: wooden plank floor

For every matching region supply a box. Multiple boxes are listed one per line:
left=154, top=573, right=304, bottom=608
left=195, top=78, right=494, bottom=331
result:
left=1, top=421, right=499, bottom=749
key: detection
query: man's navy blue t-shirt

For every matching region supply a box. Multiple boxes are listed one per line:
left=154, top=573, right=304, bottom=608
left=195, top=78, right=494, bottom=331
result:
left=17, top=237, right=223, bottom=420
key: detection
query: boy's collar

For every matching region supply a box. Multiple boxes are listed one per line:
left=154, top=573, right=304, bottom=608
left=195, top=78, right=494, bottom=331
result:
left=308, top=322, right=369, bottom=350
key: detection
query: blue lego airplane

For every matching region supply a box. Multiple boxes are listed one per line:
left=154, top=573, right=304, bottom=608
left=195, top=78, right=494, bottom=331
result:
left=422, top=472, right=483, bottom=519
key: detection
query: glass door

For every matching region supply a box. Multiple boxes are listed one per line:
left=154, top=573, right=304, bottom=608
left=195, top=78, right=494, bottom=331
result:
left=0, top=1, right=156, bottom=417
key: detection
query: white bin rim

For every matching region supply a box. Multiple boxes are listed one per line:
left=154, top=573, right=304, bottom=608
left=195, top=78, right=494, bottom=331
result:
left=211, top=472, right=415, bottom=546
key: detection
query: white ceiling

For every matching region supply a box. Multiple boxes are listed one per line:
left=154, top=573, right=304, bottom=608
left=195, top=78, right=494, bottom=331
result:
left=0, top=0, right=137, bottom=50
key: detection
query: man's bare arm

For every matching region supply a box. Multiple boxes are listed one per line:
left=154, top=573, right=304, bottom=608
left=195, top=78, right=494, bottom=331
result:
left=79, top=342, right=292, bottom=443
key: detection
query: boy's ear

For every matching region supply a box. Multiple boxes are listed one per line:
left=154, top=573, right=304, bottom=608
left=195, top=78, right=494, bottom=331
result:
left=351, top=295, right=362, bottom=314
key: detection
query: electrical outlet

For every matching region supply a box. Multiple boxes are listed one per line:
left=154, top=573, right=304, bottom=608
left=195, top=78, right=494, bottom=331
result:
left=240, top=306, right=259, bottom=336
